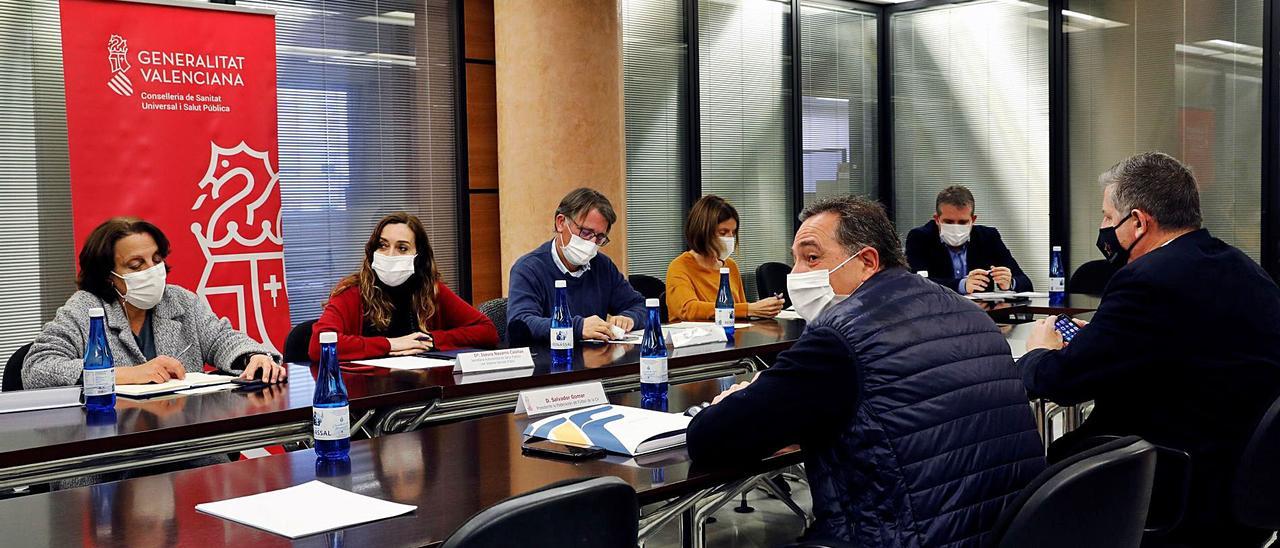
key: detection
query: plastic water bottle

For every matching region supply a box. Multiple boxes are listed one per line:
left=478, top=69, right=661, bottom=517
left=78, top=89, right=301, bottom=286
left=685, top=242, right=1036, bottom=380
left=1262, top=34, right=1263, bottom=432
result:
left=313, top=332, right=350, bottom=460
left=550, top=280, right=573, bottom=368
left=715, top=267, right=735, bottom=339
left=1049, top=246, right=1066, bottom=306
left=640, top=298, right=668, bottom=408
left=83, top=307, right=115, bottom=411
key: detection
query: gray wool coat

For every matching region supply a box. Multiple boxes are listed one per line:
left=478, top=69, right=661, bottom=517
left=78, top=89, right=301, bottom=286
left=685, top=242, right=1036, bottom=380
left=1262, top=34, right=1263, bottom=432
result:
left=22, top=286, right=279, bottom=389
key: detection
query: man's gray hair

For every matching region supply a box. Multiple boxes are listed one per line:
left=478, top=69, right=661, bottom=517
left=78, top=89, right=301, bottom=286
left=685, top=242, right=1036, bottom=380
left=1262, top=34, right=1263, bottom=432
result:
left=555, top=187, right=618, bottom=229
left=1100, top=152, right=1202, bottom=230
left=799, top=195, right=907, bottom=269
left=935, top=185, right=976, bottom=214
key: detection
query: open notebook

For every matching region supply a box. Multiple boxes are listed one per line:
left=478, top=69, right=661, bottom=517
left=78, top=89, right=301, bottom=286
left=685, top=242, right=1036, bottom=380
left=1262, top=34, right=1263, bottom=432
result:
left=523, top=404, right=691, bottom=456
left=115, top=372, right=235, bottom=398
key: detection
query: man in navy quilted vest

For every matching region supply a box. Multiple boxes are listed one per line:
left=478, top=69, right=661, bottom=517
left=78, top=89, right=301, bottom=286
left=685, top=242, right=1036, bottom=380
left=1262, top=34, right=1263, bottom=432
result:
left=687, top=195, right=1046, bottom=546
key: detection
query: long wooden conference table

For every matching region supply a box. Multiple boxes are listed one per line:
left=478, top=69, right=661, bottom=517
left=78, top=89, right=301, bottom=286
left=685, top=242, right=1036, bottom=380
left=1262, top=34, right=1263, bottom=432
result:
left=0, top=319, right=806, bottom=490
left=0, top=375, right=801, bottom=547
left=0, top=295, right=1101, bottom=545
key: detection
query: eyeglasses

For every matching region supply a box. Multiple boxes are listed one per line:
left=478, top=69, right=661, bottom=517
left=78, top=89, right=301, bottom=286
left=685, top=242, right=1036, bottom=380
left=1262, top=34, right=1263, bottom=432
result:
left=565, top=218, right=611, bottom=246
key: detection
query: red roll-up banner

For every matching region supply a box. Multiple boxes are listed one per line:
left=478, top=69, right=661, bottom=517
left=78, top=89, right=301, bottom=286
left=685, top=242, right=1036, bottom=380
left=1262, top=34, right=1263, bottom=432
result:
left=60, top=0, right=288, bottom=352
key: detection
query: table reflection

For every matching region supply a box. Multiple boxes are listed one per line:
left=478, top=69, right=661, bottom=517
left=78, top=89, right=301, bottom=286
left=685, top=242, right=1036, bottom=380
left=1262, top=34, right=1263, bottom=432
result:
left=90, top=474, right=177, bottom=547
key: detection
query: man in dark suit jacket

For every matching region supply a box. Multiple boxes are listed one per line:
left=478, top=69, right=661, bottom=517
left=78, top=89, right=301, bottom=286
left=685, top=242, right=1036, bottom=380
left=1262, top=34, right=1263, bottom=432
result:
left=905, top=185, right=1033, bottom=294
left=1020, top=152, right=1280, bottom=546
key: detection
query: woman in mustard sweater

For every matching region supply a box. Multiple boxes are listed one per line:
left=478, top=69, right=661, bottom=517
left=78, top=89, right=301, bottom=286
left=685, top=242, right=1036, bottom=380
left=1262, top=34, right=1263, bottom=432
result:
left=666, top=195, right=785, bottom=322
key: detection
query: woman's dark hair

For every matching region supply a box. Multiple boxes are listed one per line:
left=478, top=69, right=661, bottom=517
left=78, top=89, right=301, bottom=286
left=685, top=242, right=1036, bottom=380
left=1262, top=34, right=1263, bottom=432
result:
left=332, top=212, right=442, bottom=333
left=685, top=195, right=740, bottom=259
left=77, top=217, right=171, bottom=302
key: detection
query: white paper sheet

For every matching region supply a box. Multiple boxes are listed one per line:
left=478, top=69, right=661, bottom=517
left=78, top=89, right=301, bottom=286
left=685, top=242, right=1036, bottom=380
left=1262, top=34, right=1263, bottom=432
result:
left=774, top=310, right=802, bottom=320
left=664, top=321, right=751, bottom=329
left=195, top=480, right=417, bottom=539
left=350, top=356, right=456, bottom=370
left=963, top=291, right=1019, bottom=302
left=175, top=384, right=238, bottom=396
left=116, top=372, right=235, bottom=398
left=1013, top=292, right=1050, bottom=298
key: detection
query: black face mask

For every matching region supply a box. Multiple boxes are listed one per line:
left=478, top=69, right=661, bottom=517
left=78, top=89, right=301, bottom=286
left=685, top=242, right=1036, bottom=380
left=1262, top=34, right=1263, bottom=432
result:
left=1096, top=212, right=1140, bottom=265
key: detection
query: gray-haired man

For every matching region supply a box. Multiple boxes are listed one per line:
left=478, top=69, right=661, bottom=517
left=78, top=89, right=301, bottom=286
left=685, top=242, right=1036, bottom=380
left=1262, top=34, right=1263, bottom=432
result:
left=1020, top=151, right=1280, bottom=545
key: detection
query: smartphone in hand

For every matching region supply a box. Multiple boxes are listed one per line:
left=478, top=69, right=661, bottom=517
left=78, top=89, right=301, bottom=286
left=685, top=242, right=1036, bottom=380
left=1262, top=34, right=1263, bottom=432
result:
left=1054, top=314, right=1080, bottom=343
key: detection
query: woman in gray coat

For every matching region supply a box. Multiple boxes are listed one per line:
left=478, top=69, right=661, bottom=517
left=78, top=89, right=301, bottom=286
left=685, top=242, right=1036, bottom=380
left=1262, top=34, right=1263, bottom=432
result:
left=23, top=217, right=286, bottom=389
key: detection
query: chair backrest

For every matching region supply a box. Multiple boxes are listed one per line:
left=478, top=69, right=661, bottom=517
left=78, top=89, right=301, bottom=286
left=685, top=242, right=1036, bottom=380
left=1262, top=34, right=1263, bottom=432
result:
left=1233, top=392, right=1280, bottom=529
left=440, top=476, right=638, bottom=548
left=755, top=262, right=792, bottom=307
left=283, top=320, right=316, bottom=363
left=627, top=274, right=668, bottom=323
left=1069, top=260, right=1117, bottom=295
left=991, top=436, right=1157, bottom=548
left=2, top=343, right=31, bottom=392
left=477, top=298, right=508, bottom=345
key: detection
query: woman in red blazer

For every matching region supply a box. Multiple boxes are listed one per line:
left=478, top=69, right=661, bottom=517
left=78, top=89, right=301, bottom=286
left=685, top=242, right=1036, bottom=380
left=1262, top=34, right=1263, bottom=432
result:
left=308, top=212, right=498, bottom=361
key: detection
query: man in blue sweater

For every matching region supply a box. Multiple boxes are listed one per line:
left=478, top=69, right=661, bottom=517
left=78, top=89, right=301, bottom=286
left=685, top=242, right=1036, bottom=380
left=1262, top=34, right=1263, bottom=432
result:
left=507, top=188, right=647, bottom=347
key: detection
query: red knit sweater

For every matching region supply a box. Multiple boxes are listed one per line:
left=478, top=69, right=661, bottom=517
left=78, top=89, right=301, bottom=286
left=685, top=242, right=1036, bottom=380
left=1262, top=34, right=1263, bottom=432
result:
left=308, top=282, right=499, bottom=362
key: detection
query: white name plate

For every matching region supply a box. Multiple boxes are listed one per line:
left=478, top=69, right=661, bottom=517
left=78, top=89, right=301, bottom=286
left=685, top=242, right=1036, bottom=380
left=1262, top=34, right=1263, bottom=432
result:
left=514, top=381, right=608, bottom=416
left=0, top=386, right=82, bottom=414
left=455, top=347, right=535, bottom=375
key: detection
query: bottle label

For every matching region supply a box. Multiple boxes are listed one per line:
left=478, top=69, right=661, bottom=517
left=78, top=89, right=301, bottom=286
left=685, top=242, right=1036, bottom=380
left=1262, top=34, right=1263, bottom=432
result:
left=640, top=357, right=668, bottom=384
left=313, top=406, right=350, bottom=441
left=1049, top=277, right=1065, bottom=292
left=83, top=368, right=115, bottom=396
left=715, top=308, right=734, bottom=327
left=550, top=327, right=573, bottom=350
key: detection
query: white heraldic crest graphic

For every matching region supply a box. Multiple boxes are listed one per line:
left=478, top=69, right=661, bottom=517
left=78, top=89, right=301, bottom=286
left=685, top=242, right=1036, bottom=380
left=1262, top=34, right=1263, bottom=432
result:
left=190, top=141, right=287, bottom=352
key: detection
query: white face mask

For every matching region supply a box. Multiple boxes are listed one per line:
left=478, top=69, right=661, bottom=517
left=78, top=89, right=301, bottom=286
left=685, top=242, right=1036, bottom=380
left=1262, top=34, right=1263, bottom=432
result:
left=559, top=232, right=599, bottom=267
left=372, top=252, right=417, bottom=287
left=717, top=236, right=736, bottom=261
left=786, top=253, right=858, bottom=322
left=113, top=262, right=166, bottom=310
left=939, top=223, right=972, bottom=247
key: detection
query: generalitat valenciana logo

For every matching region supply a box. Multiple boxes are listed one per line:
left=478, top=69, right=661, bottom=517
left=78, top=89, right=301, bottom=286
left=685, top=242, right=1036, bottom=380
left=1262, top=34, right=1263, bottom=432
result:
left=107, top=34, right=133, bottom=97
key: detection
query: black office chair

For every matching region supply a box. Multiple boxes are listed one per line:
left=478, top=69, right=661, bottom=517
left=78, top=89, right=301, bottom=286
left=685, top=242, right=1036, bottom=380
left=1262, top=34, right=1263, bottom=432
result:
left=2, top=343, right=31, bottom=392
left=1070, top=260, right=1118, bottom=295
left=283, top=320, right=315, bottom=363
left=1061, top=434, right=1192, bottom=538
left=1233, top=393, right=1280, bottom=530
left=477, top=298, right=508, bottom=345
left=989, top=435, right=1157, bottom=548
left=755, top=262, right=792, bottom=308
left=628, top=274, right=668, bottom=323
left=439, top=476, right=639, bottom=548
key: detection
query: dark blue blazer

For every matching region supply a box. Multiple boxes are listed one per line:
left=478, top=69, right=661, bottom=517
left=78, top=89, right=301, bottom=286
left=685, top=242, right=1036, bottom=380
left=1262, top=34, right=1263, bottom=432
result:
left=1020, top=229, right=1280, bottom=539
left=905, top=220, right=1033, bottom=292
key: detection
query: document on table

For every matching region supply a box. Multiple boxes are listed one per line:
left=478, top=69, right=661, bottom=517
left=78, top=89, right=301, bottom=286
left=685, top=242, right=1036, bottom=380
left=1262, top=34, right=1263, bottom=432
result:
left=350, top=356, right=456, bottom=370
left=116, top=372, right=236, bottom=398
left=195, top=480, right=417, bottom=538
left=964, top=291, right=1019, bottom=302
left=660, top=321, right=752, bottom=330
